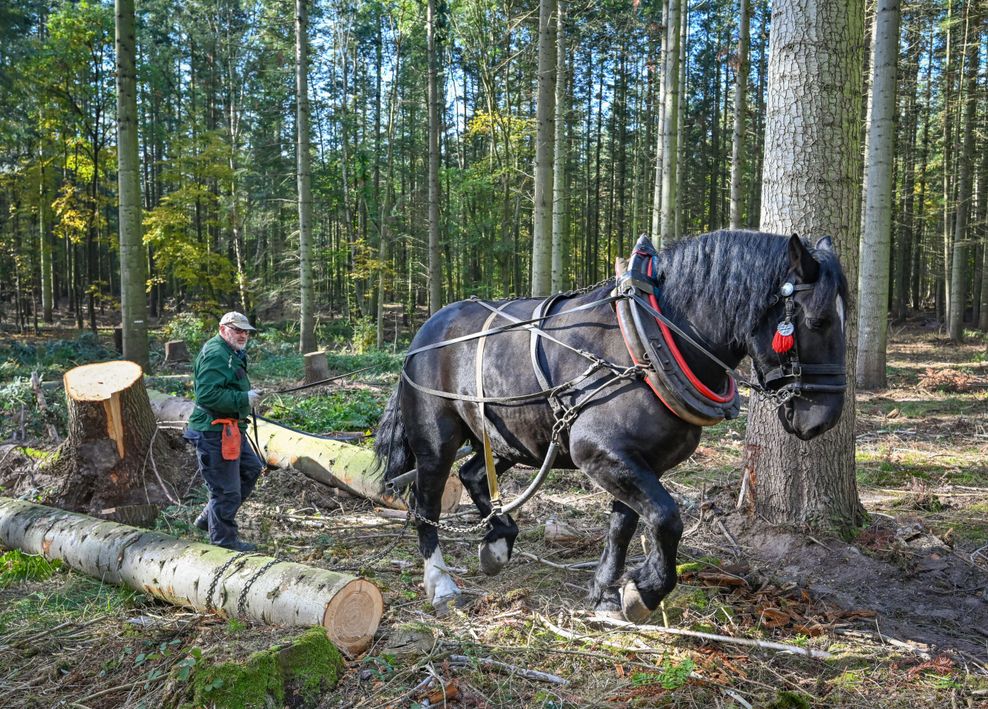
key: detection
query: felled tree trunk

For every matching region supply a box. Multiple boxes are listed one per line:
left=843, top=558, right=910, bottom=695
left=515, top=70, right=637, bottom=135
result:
left=50, top=361, right=185, bottom=520
left=0, top=497, right=383, bottom=655
left=147, top=390, right=464, bottom=512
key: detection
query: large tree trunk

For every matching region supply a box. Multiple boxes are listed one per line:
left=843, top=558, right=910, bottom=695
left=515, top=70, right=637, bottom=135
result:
left=49, top=361, right=185, bottom=520
left=550, top=0, right=568, bottom=293
left=855, top=0, right=900, bottom=389
left=0, top=497, right=382, bottom=655
left=744, top=0, right=866, bottom=531
left=147, top=391, right=463, bottom=513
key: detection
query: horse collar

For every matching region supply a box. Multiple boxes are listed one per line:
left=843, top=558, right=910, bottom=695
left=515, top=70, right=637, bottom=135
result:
left=614, top=235, right=741, bottom=426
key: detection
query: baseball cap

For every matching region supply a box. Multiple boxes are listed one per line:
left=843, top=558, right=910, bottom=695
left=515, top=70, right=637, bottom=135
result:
left=219, top=312, right=257, bottom=331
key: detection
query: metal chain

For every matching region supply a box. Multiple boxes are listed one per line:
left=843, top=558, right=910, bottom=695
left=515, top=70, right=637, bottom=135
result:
left=205, top=551, right=256, bottom=612
left=237, top=556, right=282, bottom=617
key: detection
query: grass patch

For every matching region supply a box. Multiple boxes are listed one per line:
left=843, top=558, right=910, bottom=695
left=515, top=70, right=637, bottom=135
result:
left=0, top=550, right=61, bottom=588
left=0, top=572, right=141, bottom=633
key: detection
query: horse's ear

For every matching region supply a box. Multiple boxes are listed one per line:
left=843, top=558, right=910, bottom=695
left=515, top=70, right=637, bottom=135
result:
left=815, top=235, right=835, bottom=252
left=787, top=233, right=820, bottom=282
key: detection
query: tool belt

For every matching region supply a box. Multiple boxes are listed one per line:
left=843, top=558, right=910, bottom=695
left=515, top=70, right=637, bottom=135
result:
left=211, top=418, right=242, bottom=460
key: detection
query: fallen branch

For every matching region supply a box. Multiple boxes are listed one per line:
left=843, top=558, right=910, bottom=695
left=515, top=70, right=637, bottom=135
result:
left=585, top=614, right=832, bottom=659
left=447, top=654, right=569, bottom=685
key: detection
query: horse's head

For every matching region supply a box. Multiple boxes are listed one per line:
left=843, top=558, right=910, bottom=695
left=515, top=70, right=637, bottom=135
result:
left=748, top=235, right=848, bottom=441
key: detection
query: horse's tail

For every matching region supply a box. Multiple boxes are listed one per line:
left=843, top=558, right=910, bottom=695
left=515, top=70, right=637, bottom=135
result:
left=372, top=383, right=414, bottom=485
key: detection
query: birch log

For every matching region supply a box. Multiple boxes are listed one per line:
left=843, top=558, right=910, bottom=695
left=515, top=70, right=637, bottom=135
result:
left=147, top=390, right=463, bottom=512
left=0, top=497, right=383, bottom=654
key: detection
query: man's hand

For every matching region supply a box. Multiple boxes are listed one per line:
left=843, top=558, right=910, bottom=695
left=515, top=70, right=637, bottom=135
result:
left=248, top=389, right=263, bottom=407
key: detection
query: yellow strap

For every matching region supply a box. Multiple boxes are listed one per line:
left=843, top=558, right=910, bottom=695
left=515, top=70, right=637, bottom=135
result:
left=476, top=305, right=509, bottom=506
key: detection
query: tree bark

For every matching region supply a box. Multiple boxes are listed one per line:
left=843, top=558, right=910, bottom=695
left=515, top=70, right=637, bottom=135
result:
left=116, top=0, right=149, bottom=367
left=856, top=0, right=900, bottom=389
left=0, top=497, right=383, bottom=655
left=745, top=0, right=866, bottom=531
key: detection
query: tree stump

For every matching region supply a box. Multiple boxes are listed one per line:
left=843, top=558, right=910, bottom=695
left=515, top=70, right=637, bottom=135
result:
left=304, top=350, right=330, bottom=384
left=164, top=340, right=189, bottom=362
left=48, top=361, right=190, bottom=520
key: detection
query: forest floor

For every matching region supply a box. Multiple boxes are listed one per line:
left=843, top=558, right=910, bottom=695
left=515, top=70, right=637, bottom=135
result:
left=0, top=318, right=987, bottom=708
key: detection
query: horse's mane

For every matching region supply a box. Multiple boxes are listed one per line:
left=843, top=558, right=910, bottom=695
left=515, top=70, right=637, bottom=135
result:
left=655, top=229, right=848, bottom=347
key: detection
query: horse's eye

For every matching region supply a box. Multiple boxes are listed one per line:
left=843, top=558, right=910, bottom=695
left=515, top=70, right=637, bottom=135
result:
left=806, top=316, right=829, bottom=330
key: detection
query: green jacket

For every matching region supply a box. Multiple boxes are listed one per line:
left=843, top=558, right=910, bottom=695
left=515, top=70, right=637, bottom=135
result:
left=188, top=335, right=252, bottom=432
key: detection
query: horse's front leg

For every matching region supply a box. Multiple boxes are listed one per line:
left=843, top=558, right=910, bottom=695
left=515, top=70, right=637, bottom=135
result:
left=579, top=452, right=683, bottom=623
left=587, top=499, right=639, bottom=616
left=457, top=453, right=518, bottom=575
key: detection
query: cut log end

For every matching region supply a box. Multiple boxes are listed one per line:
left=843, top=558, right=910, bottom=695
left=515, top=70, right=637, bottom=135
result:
left=322, top=578, right=384, bottom=655
left=64, top=360, right=143, bottom=401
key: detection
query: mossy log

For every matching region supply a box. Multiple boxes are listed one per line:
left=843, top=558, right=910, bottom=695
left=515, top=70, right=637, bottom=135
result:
left=0, top=497, right=383, bottom=655
left=147, top=390, right=463, bottom=512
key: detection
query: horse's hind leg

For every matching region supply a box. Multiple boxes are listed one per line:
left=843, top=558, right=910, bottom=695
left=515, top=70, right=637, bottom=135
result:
left=457, top=454, right=518, bottom=575
left=410, top=429, right=464, bottom=612
left=588, top=500, right=639, bottom=616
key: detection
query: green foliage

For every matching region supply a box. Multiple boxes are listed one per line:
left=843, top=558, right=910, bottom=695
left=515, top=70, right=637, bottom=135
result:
left=266, top=389, right=386, bottom=432
left=162, top=313, right=212, bottom=353
left=629, top=657, right=695, bottom=690
left=0, top=551, right=61, bottom=589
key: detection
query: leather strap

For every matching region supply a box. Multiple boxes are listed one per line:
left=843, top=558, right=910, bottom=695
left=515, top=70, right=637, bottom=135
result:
left=476, top=305, right=510, bottom=509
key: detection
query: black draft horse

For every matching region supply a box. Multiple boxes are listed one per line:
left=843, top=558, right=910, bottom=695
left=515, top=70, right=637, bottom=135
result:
left=373, top=230, right=849, bottom=622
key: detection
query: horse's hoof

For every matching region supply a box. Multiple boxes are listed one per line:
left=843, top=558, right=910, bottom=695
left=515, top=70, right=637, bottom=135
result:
left=620, top=581, right=653, bottom=624
left=592, top=608, right=625, bottom=621
left=478, top=539, right=509, bottom=576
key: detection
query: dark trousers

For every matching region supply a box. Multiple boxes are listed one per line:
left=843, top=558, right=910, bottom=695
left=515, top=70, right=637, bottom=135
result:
left=185, top=429, right=263, bottom=547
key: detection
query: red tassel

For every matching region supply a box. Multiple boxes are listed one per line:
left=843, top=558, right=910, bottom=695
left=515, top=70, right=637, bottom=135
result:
left=772, top=330, right=795, bottom=354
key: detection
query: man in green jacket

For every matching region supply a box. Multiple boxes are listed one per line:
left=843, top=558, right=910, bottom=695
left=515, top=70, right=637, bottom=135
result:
left=185, top=312, right=263, bottom=551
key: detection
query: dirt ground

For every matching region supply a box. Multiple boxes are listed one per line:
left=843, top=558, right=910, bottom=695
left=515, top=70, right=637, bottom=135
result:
left=1, top=322, right=987, bottom=707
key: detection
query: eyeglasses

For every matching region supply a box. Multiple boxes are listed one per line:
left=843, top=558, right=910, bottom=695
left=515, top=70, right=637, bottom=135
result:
left=225, top=325, right=251, bottom=335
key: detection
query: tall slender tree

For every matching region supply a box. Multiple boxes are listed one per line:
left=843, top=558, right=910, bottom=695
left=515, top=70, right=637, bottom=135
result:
left=856, top=0, right=900, bottom=389
left=116, top=0, right=149, bottom=367
left=659, top=0, right=681, bottom=245
left=531, top=0, right=557, bottom=295
left=728, top=0, right=750, bottom=229
left=297, top=0, right=316, bottom=353
left=426, top=0, right=442, bottom=312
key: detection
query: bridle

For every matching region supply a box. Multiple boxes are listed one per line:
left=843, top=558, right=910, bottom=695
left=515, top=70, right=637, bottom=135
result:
left=751, top=280, right=847, bottom=406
